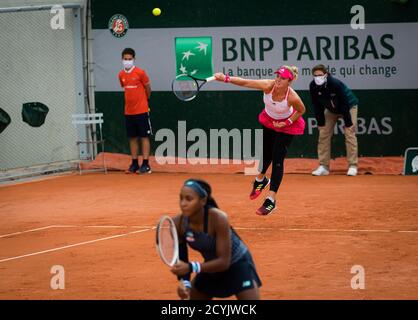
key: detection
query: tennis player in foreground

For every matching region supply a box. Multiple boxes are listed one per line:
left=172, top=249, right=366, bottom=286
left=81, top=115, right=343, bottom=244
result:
left=170, top=179, right=262, bottom=300
left=214, top=66, right=306, bottom=215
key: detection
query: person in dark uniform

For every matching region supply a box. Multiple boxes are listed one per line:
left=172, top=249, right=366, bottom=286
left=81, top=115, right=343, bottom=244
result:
left=170, top=179, right=262, bottom=300
left=309, top=64, right=359, bottom=176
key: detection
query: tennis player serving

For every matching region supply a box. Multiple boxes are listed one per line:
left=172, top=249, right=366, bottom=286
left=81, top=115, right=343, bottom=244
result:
left=170, top=179, right=262, bottom=300
left=214, top=66, right=306, bottom=215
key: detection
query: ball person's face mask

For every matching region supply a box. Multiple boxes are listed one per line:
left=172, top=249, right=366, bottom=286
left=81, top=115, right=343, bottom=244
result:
left=123, top=59, right=134, bottom=69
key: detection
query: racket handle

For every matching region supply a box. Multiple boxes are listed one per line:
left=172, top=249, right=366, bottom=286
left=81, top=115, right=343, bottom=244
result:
left=206, top=76, right=216, bottom=82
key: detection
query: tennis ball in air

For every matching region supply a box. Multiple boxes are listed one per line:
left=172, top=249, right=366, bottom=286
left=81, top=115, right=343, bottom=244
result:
left=152, top=8, right=161, bottom=16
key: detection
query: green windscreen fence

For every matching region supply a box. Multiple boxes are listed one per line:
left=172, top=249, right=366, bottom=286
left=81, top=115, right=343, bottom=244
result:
left=0, top=6, right=84, bottom=171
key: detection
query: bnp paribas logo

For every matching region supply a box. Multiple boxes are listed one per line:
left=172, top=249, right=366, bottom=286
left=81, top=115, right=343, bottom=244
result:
left=108, top=14, right=129, bottom=38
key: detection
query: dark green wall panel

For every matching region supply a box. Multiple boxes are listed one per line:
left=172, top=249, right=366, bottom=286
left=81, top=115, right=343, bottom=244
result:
left=92, top=0, right=418, bottom=29
left=95, top=89, right=418, bottom=158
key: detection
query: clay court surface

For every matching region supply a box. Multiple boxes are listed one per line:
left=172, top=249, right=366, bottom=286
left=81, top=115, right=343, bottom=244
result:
left=0, top=171, right=417, bottom=300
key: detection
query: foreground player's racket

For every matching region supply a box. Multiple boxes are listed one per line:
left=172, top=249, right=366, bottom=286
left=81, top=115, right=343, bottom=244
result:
left=156, top=215, right=179, bottom=267
left=172, top=74, right=216, bottom=101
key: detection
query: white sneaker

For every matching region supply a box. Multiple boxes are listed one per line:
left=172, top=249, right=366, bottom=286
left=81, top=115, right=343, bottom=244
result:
left=347, top=166, right=358, bottom=176
left=312, top=165, right=329, bottom=176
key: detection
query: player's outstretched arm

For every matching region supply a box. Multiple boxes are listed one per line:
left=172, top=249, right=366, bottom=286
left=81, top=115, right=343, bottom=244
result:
left=214, top=72, right=273, bottom=92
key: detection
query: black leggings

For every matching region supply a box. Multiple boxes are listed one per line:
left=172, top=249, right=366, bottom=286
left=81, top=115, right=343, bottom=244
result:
left=260, top=126, right=294, bottom=193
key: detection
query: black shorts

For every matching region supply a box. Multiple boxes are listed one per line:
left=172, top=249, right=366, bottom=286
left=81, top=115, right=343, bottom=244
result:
left=193, top=251, right=262, bottom=298
left=125, top=113, right=153, bottom=138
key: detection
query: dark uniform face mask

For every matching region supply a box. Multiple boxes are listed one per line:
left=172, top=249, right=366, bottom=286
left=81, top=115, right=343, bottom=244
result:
left=314, top=75, right=327, bottom=86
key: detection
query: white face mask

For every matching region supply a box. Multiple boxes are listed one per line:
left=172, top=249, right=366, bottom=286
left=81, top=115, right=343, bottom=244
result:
left=123, top=59, right=134, bottom=69
left=314, top=75, right=327, bottom=86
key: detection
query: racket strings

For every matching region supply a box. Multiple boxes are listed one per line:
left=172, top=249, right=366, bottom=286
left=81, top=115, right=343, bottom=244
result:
left=158, top=220, right=177, bottom=265
left=172, top=75, right=199, bottom=101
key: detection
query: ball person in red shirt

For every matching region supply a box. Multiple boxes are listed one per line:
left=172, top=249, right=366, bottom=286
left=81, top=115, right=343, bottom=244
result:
left=118, top=48, right=153, bottom=174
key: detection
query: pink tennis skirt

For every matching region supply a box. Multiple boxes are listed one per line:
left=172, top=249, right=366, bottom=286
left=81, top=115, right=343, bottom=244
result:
left=258, top=109, right=305, bottom=135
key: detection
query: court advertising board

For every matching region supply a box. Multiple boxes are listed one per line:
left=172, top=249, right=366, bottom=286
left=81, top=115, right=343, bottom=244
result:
left=93, top=23, right=418, bottom=91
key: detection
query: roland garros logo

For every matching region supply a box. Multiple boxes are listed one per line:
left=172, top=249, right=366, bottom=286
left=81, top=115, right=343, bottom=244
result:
left=109, top=14, right=129, bottom=38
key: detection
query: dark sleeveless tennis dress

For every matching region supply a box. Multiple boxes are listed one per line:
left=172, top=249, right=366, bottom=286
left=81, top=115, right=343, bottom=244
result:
left=181, top=206, right=262, bottom=298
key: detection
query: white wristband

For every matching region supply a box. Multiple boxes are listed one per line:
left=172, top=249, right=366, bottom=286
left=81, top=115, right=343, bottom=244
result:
left=191, top=261, right=201, bottom=273
left=182, top=280, right=192, bottom=288
left=285, top=118, right=293, bottom=126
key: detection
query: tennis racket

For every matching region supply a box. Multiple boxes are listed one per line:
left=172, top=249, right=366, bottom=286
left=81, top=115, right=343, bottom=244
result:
left=156, top=215, right=179, bottom=267
left=171, top=74, right=216, bottom=101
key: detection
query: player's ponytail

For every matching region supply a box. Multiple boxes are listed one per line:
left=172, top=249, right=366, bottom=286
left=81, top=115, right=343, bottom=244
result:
left=193, top=179, right=219, bottom=208
left=290, top=66, right=299, bottom=81
left=282, top=65, right=299, bottom=82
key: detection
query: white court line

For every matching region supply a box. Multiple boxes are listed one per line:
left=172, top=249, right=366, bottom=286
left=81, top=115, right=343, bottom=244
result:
left=81, top=225, right=154, bottom=229
left=0, top=225, right=154, bottom=239
left=234, top=227, right=418, bottom=234
left=2, top=225, right=417, bottom=240
left=0, top=227, right=154, bottom=264
left=1, top=225, right=417, bottom=264
left=0, top=225, right=55, bottom=239
left=284, top=228, right=390, bottom=233
left=51, top=225, right=154, bottom=229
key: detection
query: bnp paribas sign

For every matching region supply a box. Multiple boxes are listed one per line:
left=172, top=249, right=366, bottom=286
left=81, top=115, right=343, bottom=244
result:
left=93, top=23, right=418, bottom=92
